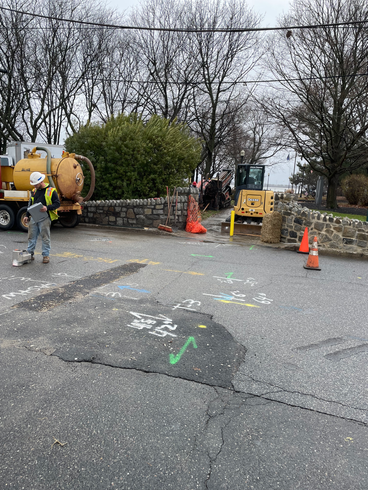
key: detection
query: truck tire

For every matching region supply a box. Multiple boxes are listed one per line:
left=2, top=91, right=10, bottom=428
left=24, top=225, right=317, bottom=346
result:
left=0, top=205, right=15, bottom=230
left=58, top=211, right=80, bottom=228
left=16, top=207, right=29, bottom=232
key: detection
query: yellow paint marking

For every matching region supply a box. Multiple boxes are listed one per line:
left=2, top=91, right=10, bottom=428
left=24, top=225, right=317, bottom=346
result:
left=218, top=300, right=260, bottom=308
left=127, top=260, right=204, bottom=275
left=163, top=269, right=204, bottom=276
left=128, top=259, right=161, bottom=265
left=344, top=437, right=353, bottom=442
left=51, top=252, right=119, bottom=263
left=198, top=325, right=207, bottom=328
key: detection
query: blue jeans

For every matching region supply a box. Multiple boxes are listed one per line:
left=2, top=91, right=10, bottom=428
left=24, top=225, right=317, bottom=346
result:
left=27, top=217, right=51, bottom=257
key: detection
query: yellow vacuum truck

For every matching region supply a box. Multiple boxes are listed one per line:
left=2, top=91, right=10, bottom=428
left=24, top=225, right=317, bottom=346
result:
left=0, top=146, right=95, bottom=231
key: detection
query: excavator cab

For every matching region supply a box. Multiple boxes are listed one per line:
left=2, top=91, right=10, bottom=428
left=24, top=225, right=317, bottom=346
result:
left=234, top=165, right=265, bottom=202
left=233, top=164, right=274, bottom=226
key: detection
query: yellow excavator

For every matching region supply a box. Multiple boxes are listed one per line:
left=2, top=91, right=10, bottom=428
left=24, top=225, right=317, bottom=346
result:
left=222, top=164, right=275, bottom=235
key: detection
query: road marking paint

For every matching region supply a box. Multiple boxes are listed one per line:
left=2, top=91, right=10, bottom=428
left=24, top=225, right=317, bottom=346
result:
left=128, top=259, right=160, bottom=265
left=346, top=335, right=368, bottom=342
left=118, top=286, right=150, bottom=293
left=280, top=305, right=304, bottom=312
left=127, top=259, right=204, bottom=276
left=163, top=269, right=204, bottom=276
left=190, top=254, right=213, bottom=258
left=51, top=252, right=119, bottom=263
left=169, top=336, right=198, bottom=365
left=217, top=300, right=260, bottom=307
left=198, top=325, right=207, bottom=328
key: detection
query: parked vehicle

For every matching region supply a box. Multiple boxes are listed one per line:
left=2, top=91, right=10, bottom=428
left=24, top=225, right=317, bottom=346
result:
left=0, top=142, right=95, bottom=231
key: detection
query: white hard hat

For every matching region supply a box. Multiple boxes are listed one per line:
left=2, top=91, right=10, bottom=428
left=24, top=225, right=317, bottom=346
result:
left=30, top=172, right=46, bottom=186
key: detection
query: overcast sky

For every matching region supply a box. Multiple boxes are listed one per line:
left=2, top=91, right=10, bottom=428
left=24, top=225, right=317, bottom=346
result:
left=106, top=0, right=291, bottom=26
left=105, top=0, right=294, bottom=185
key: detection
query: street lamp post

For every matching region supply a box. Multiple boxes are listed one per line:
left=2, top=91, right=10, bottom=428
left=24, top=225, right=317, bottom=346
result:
left=236, top=150, right=245, bottom=187
left=291, top=152, right=297, bottom=193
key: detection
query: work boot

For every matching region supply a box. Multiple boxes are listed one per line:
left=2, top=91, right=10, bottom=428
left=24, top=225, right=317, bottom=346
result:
left=31, top=254, right=34, bottom=261
left=42, top=256, right=49, bottom=264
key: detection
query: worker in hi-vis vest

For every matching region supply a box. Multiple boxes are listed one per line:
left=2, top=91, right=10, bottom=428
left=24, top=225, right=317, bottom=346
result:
left=24, top=172, right=60, bottom=264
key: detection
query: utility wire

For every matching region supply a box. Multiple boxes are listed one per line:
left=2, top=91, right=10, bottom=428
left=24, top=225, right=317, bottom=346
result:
left=1, top=5, right=368, bottom=33
left=5, top=72, right=367, bottom=86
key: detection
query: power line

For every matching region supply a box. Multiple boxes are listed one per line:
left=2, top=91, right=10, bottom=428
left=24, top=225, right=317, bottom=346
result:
left=5, top=71, right=366, bottom=86
left=1, top=5, right=368, bottom=34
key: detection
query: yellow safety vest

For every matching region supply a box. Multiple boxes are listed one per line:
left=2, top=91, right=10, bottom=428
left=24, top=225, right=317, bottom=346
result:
left=31, top=185, right=59, bottom=221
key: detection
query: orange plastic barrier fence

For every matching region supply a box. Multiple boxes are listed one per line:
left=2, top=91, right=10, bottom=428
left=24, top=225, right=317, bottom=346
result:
left=186, top=195, right=207, bottom=234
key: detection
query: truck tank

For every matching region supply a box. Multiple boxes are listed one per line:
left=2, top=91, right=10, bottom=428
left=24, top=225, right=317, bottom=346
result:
left=1, top=146, right=95, bottom=230
left=13, top=148, right=94, bottom=203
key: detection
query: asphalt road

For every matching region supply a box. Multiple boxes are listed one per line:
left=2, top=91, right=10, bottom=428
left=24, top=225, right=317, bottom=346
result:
left=1, top=220, right=368, bottom=489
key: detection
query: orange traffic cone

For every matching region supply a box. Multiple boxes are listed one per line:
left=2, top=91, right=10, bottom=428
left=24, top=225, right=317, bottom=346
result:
left=303, top=236, right=321, bottom=271
left=298, top=227, right=309, bottom=254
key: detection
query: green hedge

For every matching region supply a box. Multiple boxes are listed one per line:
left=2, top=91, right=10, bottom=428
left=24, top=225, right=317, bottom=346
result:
left=65, top=114, right=201, bottom=200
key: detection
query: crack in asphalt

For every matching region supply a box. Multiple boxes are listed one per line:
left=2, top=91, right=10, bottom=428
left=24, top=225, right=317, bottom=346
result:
left=202, top=388, right=271, bottom=489
left=10, top=342, right=368, bottom=489
left=236, top=372, right=368, bottom=414
left=204, top=420, right=231, bottom=490
left=202, top=390, right=224, bottom=489
left=19, top=342, right=368, bottom=427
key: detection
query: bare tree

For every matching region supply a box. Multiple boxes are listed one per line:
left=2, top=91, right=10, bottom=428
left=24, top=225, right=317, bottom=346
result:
left=189, top=0, right=263, bottom=177
left=0, top=1, right=33, bottom=150
left=95, top=35, right=140, bottom=121
left=0, top=0, right=264, bottom=160
left=76, top=6, right=133, bottom=127
left=266, top=0, right=368, bottom=208
left=219, top=101, right=287, bottom=170
left=0, top=0, right=124, bottom=146
left=130, top=0, right=201, bottom=122
left=37, top=0, right=92, bottom=143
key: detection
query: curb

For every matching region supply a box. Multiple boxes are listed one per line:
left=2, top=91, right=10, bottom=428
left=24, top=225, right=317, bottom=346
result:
left=78, top=222, right=368, bottom=260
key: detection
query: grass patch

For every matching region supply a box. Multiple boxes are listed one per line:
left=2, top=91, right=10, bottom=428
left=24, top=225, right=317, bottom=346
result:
left=316, top=210, right=367, bottom=221
left=201, top=209, right=221, bottom=221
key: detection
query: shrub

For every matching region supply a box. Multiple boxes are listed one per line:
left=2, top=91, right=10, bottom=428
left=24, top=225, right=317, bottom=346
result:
left=65, top=114, right=202, bottom=201
left=341, top=174, right=368, bottom=206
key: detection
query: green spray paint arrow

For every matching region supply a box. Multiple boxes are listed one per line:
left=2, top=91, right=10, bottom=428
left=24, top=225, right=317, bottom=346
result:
left=191, top=254, right=213, bottom=258
left=169, top=336, right=198, bottom=365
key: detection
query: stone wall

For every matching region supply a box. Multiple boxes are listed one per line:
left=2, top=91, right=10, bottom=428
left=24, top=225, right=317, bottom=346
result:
left=276, top=200, right=368, bottom=255
left=80, top=187, right=199, bottom=230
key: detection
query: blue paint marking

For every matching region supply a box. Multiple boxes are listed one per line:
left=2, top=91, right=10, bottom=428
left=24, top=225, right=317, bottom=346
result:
left=118, top=285, right=151, bottom=293
left=279, top=305, right=304, bottom=312
left=346, top=335, right=368, bottom=342
left=214, top=293, right=234, bottom=301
